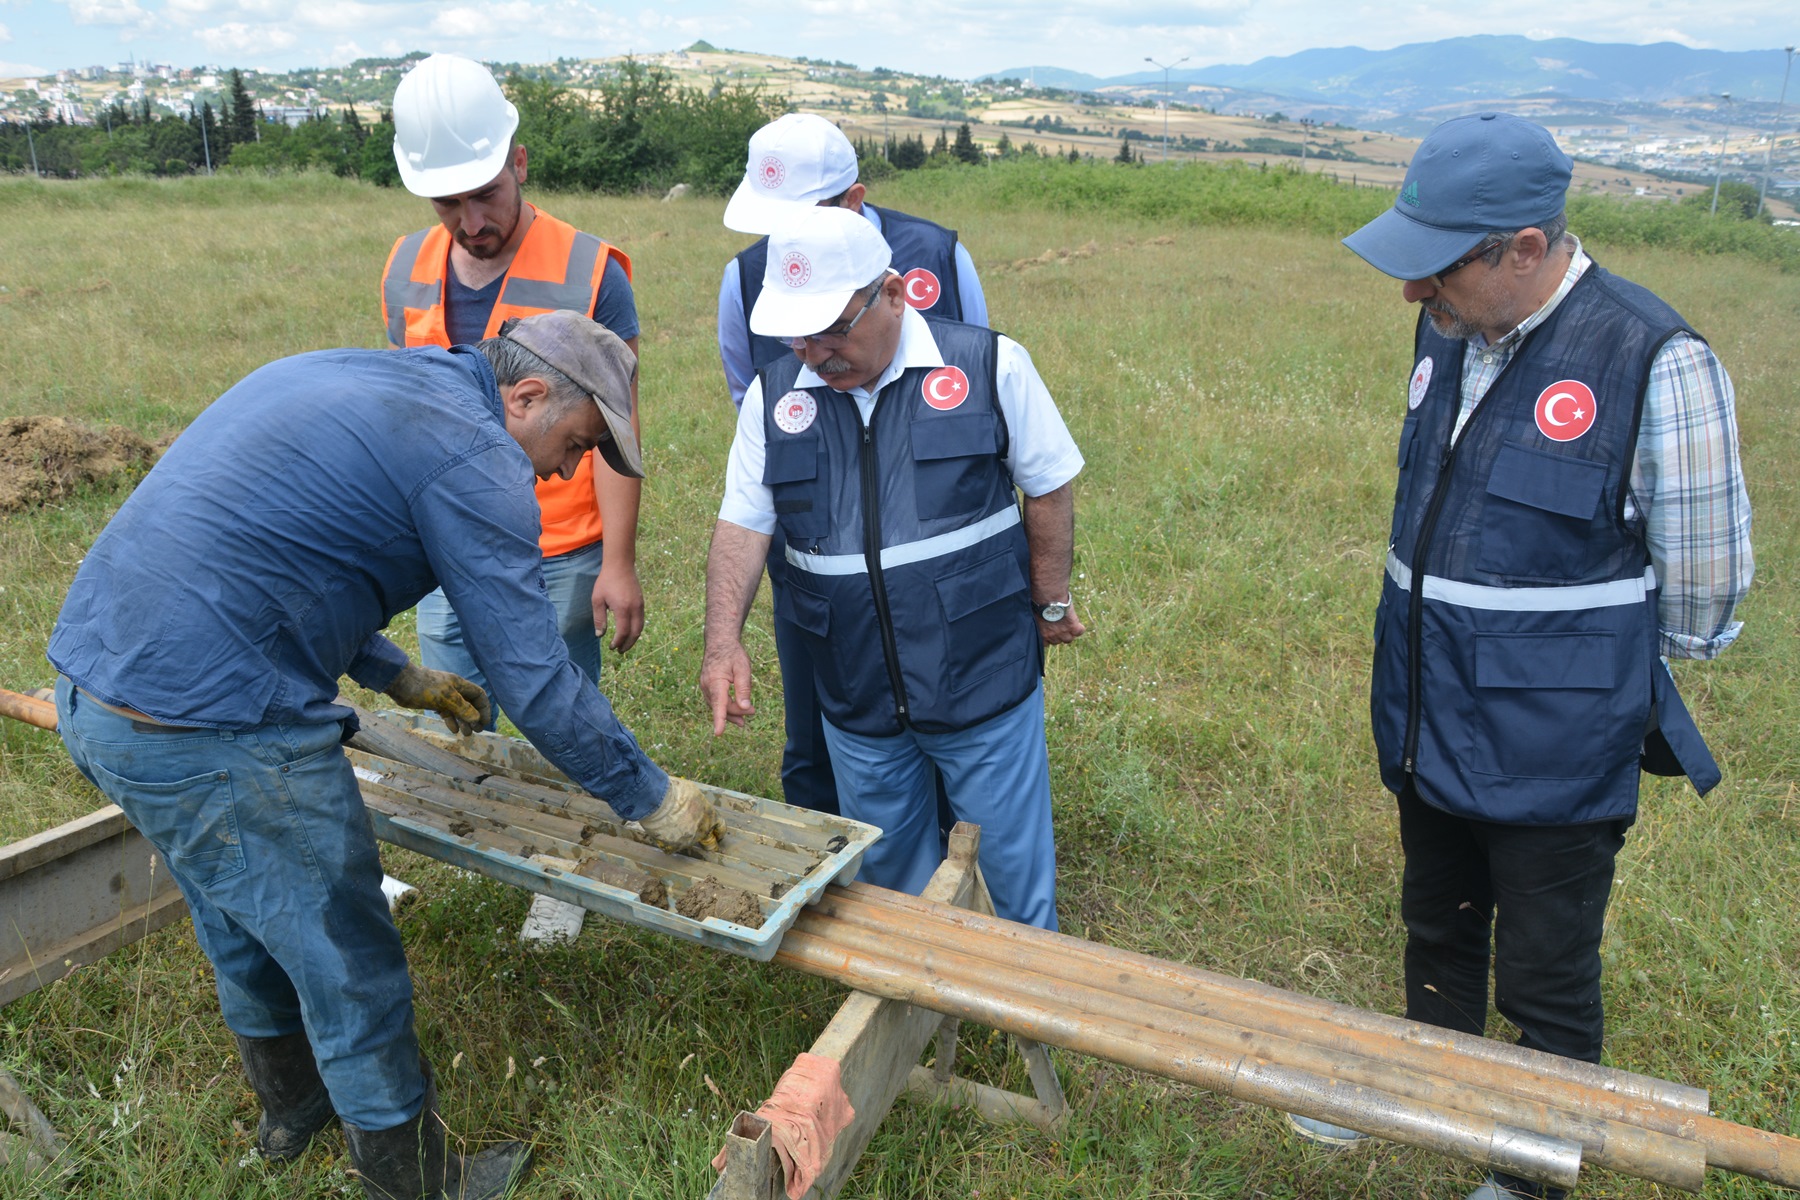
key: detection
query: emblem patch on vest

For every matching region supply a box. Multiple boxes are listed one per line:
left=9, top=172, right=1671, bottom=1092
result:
left=780, top=252, right=812, bottom=288
left=922, top=366, right=970, bottom=411
left=1534, top=379, right=1597, bottom=442
left=759, top=155, right=786, bottom=189
left=773, top=390, right=818, bottom=434
left=1408, top=356, right=1433, bottom=410
left=902, top=267, right=943, bottom=310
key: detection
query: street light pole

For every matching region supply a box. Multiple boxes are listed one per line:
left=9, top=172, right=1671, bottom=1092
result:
left=1756, top=47, right=1795, bottom=218
left=1144, top=54, right=1189, bottom=163
left=1710, top=92, right=1733, bottom=216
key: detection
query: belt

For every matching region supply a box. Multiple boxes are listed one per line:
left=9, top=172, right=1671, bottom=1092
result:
left=77, top=687, right=205, bottom=732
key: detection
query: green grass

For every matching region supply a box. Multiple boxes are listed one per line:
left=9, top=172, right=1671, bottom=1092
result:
left=0, top=171, right=1796, bottom=1198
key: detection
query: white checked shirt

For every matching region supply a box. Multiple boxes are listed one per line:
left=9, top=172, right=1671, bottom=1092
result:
left=1450, top=237, right=1753, bottom=660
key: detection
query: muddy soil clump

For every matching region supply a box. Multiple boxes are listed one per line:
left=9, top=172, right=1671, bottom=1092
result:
left=0, top=416, right=156, bottom=514
left=676, top=876, right=763, bottom=928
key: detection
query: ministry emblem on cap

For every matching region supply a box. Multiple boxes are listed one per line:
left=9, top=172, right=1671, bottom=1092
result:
left=781, top=251, right=813, bottom=288
left=759, top=155, right=786, bottom=189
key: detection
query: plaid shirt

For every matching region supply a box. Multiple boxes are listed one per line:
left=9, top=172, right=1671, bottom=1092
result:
left=1449, top=238, right=1753, bottom=659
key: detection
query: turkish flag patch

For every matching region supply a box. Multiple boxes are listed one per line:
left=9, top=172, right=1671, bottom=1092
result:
left=902, top=267, right=943, bottom=310
left=922, top=366, right=970, bottom=411
left=1533, top=379, right=1597, bottom=442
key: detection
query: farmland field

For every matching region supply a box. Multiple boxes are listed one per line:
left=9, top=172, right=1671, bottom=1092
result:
left=0, top=166, right=1795, bottom=1199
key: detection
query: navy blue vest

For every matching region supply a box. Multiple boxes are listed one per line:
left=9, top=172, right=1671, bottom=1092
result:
left=1371, top=264, right=1720, bottom=825
left=758, top=318, right=1040, bottom=736
left=738, top=205, right=964, bottom=376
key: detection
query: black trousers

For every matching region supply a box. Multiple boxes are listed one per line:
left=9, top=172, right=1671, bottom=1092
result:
left=1397, top=782, right=1633, bottom=1065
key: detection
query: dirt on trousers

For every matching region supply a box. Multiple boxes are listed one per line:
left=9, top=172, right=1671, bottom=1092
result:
left=0, top=416, right=156, bottom=514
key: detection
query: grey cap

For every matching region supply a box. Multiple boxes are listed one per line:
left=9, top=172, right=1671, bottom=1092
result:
left=498, top=310, right=643, bottom=479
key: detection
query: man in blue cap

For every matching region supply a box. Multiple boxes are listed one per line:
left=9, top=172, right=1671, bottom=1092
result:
left=1289, top=113, right=1753, bottom=1200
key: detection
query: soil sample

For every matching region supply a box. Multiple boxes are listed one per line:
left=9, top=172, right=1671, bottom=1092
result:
left=576, top=857, right=668, bottom=908
left=676, top=876, right=764, bottom=928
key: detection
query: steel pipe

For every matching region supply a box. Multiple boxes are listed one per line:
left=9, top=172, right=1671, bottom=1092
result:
left=816, top=888, right=1700, bottom=1131
left=797, top=908, right=1706, bottom=1189
left=838, top=883, right=1708, bottom=1112
left=0, top=689, right=57, bottom=732
left=776, top=926, right=1588, bottom=1189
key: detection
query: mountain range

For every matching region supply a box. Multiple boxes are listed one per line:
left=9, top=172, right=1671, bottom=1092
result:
left=989, top=36, right=1794, bottom=132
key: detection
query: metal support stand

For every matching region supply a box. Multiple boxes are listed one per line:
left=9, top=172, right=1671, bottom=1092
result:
left=709, top=824, right=1069, bottom=1199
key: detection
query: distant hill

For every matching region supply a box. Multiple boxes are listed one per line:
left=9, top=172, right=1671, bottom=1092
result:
left=988, top=35, right=1793, bottom=130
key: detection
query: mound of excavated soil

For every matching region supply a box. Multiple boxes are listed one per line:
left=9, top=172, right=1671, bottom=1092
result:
left=676, top=876, right=764, bottom=928
left=0, top=416, right=156, bottom=514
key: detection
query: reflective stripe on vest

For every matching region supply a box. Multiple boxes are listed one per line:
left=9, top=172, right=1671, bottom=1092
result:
left=785, top=506, right=1022, bottom=576
left=1385, top=551, right=1656, bottom=611
left=382, top=230, right=437, bottom=348
left=379, top=207, right=633, bottom=557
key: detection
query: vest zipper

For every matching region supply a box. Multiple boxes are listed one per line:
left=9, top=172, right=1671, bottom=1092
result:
left=859, top=408, right=911, bottom=725
left=1400, top=345, right=1526, bottom=774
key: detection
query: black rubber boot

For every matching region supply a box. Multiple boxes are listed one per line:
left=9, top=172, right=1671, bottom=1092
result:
left=235, top=1032, right=337, bottom=1161
left=343, top=1067, right=532, bottom=1200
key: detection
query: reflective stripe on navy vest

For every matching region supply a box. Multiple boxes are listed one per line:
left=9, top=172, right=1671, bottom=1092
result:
left=738, top=205, right=964, bottom=377
left=758, top=318, right=1038, bottom=737
left=1371, top=264, right=1719, bottom=825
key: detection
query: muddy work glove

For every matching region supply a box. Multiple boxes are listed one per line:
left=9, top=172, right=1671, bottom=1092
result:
left=383, top=663, right=491, bottom=737
left=632, top=776, right=725, bottom=854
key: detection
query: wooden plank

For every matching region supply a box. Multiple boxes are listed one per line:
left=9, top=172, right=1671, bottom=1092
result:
left=776, top=826, right=984, bottom=1200
left=0, top=806, right=187, bottom=1009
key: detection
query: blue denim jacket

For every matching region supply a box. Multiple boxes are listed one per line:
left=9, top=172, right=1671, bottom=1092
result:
left=49, top=344, right=668, bottom=818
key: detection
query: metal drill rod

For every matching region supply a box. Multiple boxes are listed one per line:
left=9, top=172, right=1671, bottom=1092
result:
left=775, top=923, right=1589, bottom=1190
left=798, top=898, right=1706, bottom=1188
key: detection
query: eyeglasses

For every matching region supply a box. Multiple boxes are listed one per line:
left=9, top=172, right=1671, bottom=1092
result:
left=787, top=283, right=883, bottom=350
left=1430, top=234, right=1513, bottom=287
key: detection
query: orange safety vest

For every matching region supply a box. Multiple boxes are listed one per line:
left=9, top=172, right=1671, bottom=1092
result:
left=380, top=206, right=633, bottom=558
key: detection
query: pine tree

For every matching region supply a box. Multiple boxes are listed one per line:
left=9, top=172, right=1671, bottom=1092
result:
left=1115, top=134, right=1135, bottom=164
left=952, top=121, right=981, bottom=165
left=228, top=69, right=258, bottom=147
left=931, top=128, right=948, bottom=159
left=1067, top=145, right=1079, bottom=163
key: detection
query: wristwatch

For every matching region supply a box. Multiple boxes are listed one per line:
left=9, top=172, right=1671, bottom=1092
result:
left=1038, top=595, right=1072, bottom=623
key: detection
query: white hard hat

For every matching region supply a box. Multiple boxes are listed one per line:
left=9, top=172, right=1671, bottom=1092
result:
left=750, top=206, right=893, bottom=339
left=391, top=54, right=520, bottom=198
left=723, top=113, right=860, bottom=234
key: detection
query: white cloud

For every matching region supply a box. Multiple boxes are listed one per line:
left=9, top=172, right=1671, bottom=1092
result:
left=195, top=19, right=298, bottom=53
left=0, top=21, right=9, bottom=40
left=0, top=58, right=48, bottom=74
left=57, top=0, right=153, bottom=27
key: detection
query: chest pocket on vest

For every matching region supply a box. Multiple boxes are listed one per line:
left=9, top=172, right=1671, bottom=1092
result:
left=1475, top=443, right=1609, bottom=583
left=763, top=435, right=830, bottom=541
left=913, top=412, right=999, bottom=522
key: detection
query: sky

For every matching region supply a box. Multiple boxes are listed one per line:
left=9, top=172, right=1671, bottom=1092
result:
left=0, top=0, right=1791, bottom=82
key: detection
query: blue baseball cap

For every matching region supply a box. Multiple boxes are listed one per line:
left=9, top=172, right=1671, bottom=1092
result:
left=1344, top=113, right=1572, bottom=280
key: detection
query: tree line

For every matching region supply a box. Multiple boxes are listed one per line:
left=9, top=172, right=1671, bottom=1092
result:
left=0, top=63, right=784, bottom=194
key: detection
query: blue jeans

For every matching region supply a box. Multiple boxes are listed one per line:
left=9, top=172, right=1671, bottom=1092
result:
left=822, top=685, right=1058, bottom=930
left=418, top=538, right=605, bottom=726
left=55, top=678, right=426, bottom=1130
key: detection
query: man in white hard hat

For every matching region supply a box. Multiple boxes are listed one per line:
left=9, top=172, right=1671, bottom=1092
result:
left=716, top=111, right=989, bottom=821
left=49, top=311, right=722, bottom=1200
left=700, top=206, right=1082, bottom=930
left=383, top=52, right=646, bottom=725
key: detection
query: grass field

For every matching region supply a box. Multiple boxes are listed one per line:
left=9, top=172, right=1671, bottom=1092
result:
left=0, top=166, right=1795, bottom=1199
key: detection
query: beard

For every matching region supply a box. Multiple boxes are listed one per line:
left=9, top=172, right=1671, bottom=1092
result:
left=1422, top=299, right=1482, bottom=342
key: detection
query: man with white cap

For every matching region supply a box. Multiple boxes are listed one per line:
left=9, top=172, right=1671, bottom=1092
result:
left=383, top=52, right=647, bottom=725
left=48, top=310, right=721, bottom=1199
left=699, top=206, right=1083, bottom=930
left=716, top=111, right=988, bottom=820
left=1291, top=113, right=1752, bottom=1200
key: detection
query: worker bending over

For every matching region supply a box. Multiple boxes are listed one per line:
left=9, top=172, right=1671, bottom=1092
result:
left=48, top=311, right=719, bottom=1200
